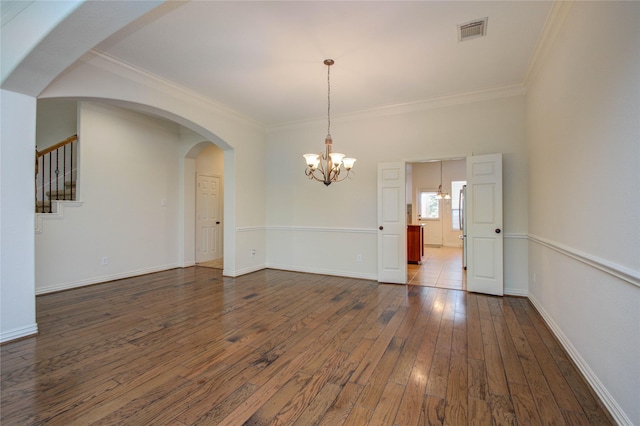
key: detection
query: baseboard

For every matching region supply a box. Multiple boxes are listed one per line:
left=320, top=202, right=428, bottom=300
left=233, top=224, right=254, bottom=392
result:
left=224, top=264, right=266, bottom=277
left=504, top=288, right=528, bottom=297
left=528, top=294, right=632, bottom=426
left=35, top=263, right=181, bottom=295
left=1, top=324, right=38, bottom=344
left=266, top=263, right=377, bottom=281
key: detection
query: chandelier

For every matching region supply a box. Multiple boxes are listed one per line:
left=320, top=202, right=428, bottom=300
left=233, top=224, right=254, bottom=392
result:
left=435, top=161, right=451, bottom=200
left=303, top=59, right=356, bottom=186
left=435, top=184, right=451, bottom=200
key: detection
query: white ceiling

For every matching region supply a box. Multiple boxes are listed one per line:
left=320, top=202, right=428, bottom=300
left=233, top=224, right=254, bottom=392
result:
left=94, top=1, right=554, bottom=126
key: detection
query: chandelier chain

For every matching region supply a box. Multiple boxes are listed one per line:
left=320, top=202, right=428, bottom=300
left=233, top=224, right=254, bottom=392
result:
left=327, top=62, right=331, bottom=137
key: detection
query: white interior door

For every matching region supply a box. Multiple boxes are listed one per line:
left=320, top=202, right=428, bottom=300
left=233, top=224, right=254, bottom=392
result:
left=378, top=162, right=406, bottom=284
left=466, top=153, right=503, bottom=295
left=196, top=174, right=221, bottom=263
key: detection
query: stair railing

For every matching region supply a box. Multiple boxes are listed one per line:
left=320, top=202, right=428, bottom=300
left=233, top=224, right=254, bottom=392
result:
left=36, top=135, right=78, bottom=213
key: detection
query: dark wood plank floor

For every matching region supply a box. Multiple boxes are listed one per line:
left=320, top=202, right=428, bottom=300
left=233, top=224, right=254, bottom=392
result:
left=1, top=267, right=613, bottom=425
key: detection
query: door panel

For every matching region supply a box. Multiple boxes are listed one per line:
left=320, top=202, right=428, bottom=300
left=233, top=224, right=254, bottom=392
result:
left=378, top=163, right=406, bottom=284
left=466, top=154, right=503, bottom=295
left=196, top=174, right=221, bottom=263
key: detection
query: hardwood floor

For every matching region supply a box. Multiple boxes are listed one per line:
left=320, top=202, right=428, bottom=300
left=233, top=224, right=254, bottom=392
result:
left=1, top=267, right=613, bottom=425
left=408, top=247, right=466, bottom=290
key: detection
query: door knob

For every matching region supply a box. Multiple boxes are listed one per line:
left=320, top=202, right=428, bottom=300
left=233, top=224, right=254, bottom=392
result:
left=379, top=226, right=384, bottom=230
left=495, top=228, right=501, bottom=234
left=216, top=221, right=220, bottom=224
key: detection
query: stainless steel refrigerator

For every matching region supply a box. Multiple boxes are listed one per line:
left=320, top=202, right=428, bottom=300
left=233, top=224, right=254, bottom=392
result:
left=459, top=185, right=467, bottom=269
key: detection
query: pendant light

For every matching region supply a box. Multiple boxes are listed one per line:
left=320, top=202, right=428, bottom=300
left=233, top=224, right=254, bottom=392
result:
left=435, top=161, right=451, bottom=200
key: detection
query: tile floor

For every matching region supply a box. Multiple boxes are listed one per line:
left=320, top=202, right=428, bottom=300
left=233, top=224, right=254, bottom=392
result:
left=407, top=246, right=466, bottom=290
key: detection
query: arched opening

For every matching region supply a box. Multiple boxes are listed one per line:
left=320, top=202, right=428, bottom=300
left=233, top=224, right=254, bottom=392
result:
left=77, top=99, right=238, bottom=276
left=184, top=141, right=225, bottom=271
left=34, top=98, right=236, bottom=293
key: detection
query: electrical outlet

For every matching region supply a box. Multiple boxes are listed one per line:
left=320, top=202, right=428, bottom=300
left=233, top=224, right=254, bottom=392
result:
left=356, top=254, right=363, bottom=262
left=251, top=249, right=256, bottom=257
left=101, top=257, right=108, bottom=266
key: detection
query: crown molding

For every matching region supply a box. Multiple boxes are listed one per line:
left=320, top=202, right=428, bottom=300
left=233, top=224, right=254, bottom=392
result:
left=84, top=48, right=529, bottom=135
left=266, top=83, right=527, bottom=133
left=82, top=49, right=264, bottom=130
left=523, top=1, right=575, bottom=87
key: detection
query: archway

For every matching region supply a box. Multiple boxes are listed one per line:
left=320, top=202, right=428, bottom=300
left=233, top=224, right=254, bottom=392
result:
left=84, top=99, right=236, bottom=273
left=35, top=98, right=236, bottom=281
left=184, top=141, right=225, bottom=271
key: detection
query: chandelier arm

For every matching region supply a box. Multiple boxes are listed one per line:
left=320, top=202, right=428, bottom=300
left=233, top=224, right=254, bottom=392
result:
left=305, top=164, right=354, bottom=184
left=332, top=169, right=352, bottom=183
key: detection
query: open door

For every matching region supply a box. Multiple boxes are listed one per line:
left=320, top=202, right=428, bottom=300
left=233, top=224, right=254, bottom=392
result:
left=377, top=162, right=407, bottom=284
left=466, top=153, right=503, bottom=295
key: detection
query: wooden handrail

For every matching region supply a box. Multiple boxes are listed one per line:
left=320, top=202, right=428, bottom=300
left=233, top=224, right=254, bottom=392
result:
left=36, top=134, right=78, bottom=158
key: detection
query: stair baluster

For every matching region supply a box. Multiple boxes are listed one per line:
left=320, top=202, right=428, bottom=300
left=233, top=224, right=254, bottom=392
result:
left=48, top=153, right=52, bottom=213
left=63, top=143, right=67, bottom=201
left=36, top=135, right=78, bottom=214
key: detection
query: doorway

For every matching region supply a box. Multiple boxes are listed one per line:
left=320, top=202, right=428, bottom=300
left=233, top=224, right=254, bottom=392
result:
left=193, top=144, right=224, bottom=269
left=407, top=247, right=466, bottom=289
left=195, top=173, right=222, bottom=265
left=379, top=153, right=503, bottom=294
left=406, top=158, right=466, bottom=287
left=408, top=159, right=466, bottom=246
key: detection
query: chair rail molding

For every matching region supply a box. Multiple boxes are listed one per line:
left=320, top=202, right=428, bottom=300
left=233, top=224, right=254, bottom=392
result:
left=528, top=234, right=640, bottom=288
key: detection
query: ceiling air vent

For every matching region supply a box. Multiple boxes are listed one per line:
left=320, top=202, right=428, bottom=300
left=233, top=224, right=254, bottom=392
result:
left=458, top=17, right=488, bottom=42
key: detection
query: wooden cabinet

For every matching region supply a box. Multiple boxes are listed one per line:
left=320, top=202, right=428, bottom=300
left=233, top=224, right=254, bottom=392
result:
left=407, top=224, right=424, bottom=264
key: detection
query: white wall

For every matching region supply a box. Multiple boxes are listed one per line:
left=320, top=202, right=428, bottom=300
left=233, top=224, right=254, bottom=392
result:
left=0, top=90, right=38, bottom=341
left=265, top=93, right=529, bottom=293
left=35, top=102, right=183, bottom=293
left=526, top=2, right=640, bottom=424
left=195, top=144, right=224, bottom=176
